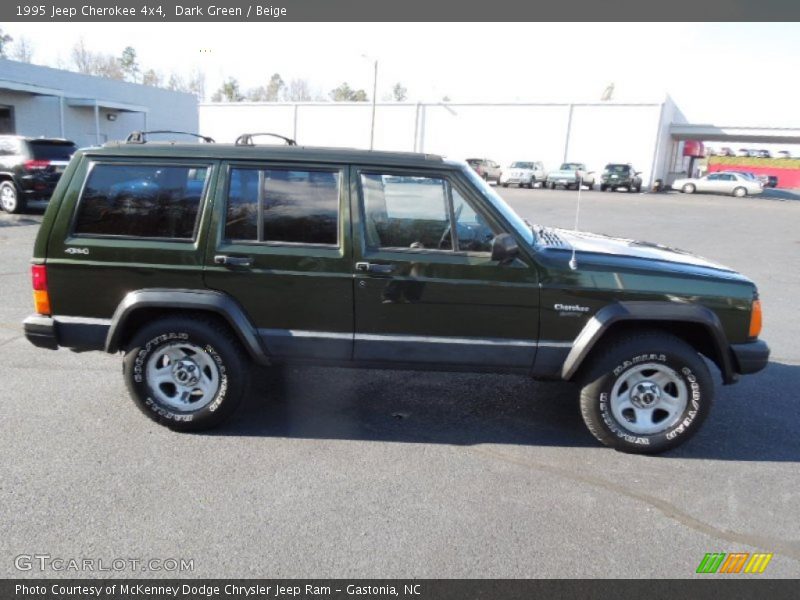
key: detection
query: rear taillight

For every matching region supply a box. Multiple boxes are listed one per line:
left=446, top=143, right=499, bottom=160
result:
left=31, top=264, right=51, bottom=315
left=749, top=299, right=762, bottom=339
left=24, top=160, right=50, bottom=171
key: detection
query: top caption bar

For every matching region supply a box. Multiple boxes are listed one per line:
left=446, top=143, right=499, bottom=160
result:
left=3, top=0, right=800, bottom=21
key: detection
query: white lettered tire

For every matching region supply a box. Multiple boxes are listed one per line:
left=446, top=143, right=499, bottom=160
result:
left=579, top=332, right=713, bottom=454
left=123, top=315, right=250, bottom=431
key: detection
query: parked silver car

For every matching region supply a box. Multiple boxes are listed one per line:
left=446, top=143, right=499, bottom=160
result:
left=500, top=161, right=546, bottom=188
left=673, top=171, right=763, bottom=197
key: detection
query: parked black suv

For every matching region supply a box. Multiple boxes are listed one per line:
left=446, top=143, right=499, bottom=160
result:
left=0, top=135, right=77, bottom=213
left=22, top=133, right=769, bottom=454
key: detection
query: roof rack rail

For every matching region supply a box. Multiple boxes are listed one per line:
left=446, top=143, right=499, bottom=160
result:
left=125, top=130, right=215, bottom=144
left=235, top=132, right=297, bottom=146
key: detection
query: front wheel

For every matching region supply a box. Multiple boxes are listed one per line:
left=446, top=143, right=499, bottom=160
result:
left=0, top=181, right=24, bottom=213
left=578, top=332, right=713, bottom=454
left=123, top=315, right=250, bottom=431
left=682, top=183, right=696, bottom=194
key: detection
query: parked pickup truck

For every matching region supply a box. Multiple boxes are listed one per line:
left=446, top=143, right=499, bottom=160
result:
left=546, top=162, right=595, bottom=190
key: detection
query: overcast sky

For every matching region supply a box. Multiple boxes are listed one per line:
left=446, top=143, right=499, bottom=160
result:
left=5, top=22, right=800, bottom=128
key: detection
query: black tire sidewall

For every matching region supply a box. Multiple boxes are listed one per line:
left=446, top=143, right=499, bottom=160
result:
left=123, top=319, right=246, bottom=430
left=581, top=341, right=712, bottom=453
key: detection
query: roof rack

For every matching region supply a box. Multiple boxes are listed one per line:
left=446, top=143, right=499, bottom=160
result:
left=235, top=132, right=297, bottom=147
left=125, top=130, right=215, bottom=144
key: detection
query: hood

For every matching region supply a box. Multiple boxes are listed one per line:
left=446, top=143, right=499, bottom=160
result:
left=536, top=226, right=739, bottom=274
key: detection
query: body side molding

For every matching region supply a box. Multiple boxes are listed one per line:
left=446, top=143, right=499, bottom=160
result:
left=105, top=288, right=270, bottom=365
left=561, top=301, right=735, bottom=383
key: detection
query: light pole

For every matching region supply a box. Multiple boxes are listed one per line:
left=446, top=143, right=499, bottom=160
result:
left=362, top=54, right=378, bottom=150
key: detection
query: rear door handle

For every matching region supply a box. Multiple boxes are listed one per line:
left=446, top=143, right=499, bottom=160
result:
left=214, top=255, right=253, bottom=267
left=355, top=261, right=395, bottom=275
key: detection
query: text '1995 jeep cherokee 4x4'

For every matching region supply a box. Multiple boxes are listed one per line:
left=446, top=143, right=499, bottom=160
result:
left=22, top=132, right=770, bottom=453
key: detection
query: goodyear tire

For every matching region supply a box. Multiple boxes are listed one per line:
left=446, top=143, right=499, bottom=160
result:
left=123, top=315, right=249, bottom=432
left=579, top=332, right=713, bottom=454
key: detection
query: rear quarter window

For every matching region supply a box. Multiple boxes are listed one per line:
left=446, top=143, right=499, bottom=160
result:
left=73, top=163, right=209, bottom=240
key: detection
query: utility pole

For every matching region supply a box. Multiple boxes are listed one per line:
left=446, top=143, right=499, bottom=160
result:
left=369, top=59, right=378, bottom=150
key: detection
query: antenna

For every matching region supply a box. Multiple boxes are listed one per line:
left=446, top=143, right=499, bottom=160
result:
left=569, top=172, right=582, bottom=270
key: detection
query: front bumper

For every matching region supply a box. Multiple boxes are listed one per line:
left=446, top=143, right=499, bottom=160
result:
left=731, top=339, right=770, bottom=375
left=23, top=314, right=109, bottom=352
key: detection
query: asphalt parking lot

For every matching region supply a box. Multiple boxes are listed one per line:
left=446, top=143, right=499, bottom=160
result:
left=1, top=188, right=799, bottom=579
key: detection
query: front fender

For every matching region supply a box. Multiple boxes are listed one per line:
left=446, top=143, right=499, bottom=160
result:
left=561, top=301, right=735, bottom=384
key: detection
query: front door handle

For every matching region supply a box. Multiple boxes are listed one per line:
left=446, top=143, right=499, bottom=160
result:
left=214, top=255, right=253, bottom=267
left=355, top=261, right=395, bottom=275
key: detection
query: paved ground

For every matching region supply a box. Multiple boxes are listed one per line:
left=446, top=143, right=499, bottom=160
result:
left=1, top=189, right=798, bottom=579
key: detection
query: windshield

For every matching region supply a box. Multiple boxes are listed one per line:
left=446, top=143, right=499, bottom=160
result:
left=510, top=162, right=534, bottom=169
left=466, top=159, right=482, bottom=166
left=559, top=163, right=583, bottom=171
left=605, top=164, right=629, bottom=173
left=459, top=162, right=534, bottom=246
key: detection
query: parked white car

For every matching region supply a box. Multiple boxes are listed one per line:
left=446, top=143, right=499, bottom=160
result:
left=500, top=161, right=546, bottom=188
left=673, top=171, right=763, bottom=197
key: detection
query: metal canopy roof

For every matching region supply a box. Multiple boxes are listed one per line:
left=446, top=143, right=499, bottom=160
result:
left=0, top=78, right=63, bottom=97
left=65, top=97, right=149, bottom=113
left=670, top=124, right=800, bottom=144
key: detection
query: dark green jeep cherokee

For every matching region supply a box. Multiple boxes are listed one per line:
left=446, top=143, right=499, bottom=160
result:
left=22, top=134, right=769, bottom=453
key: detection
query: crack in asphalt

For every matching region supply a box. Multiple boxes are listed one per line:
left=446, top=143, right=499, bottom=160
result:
left=0, top=335, right=22, bottom=348
left=474, top=445, right=800, bottom=563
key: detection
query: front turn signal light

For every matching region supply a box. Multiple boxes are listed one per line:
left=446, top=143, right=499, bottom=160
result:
left=749, top=299, right=762, bottom=338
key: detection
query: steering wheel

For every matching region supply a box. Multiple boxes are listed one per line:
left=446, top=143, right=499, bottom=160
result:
left=438, top=203, right=463, bottom=249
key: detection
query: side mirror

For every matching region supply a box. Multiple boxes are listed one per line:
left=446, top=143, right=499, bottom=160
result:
left=635, top=171, right=642, bottom=176
left=491, top=233, right=519, bottom=265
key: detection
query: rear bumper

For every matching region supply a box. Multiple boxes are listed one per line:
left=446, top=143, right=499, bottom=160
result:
left=23, top=315, right=59, bottom=350
left=731, top=339, right=770, bottom=375
left=23, top=315, right=109, bottom=352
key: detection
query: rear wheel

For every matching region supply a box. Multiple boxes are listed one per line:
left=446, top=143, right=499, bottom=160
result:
left=0, top=181, right=24, bottom=214
left=682, top=183, right=696, bottom=194
left=732, top=186, right=747, bottom=197
left=579, top=332, right=713, bottom=454
left=123, top=315, right=250, bottom=431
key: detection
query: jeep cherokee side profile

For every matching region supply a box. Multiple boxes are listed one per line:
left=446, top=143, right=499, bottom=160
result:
left=23, top=135, right=769, bottom=453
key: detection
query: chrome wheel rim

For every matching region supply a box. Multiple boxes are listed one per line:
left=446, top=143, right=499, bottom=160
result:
left=610, top=362, right=688, bottom=435
left=0, top=185, right=16, bottom=211
left=145, top=342, right=220, bottom=411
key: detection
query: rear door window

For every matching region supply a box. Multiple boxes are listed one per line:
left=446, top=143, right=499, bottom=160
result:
left=73, top=163, right=209, bottom=239
left=224, top=167, right=341, bottom=245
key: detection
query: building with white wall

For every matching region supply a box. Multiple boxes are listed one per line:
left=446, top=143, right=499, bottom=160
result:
left=0, top=59, right=198, bottom=148
left=200, top=96, right=687, bottom=187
